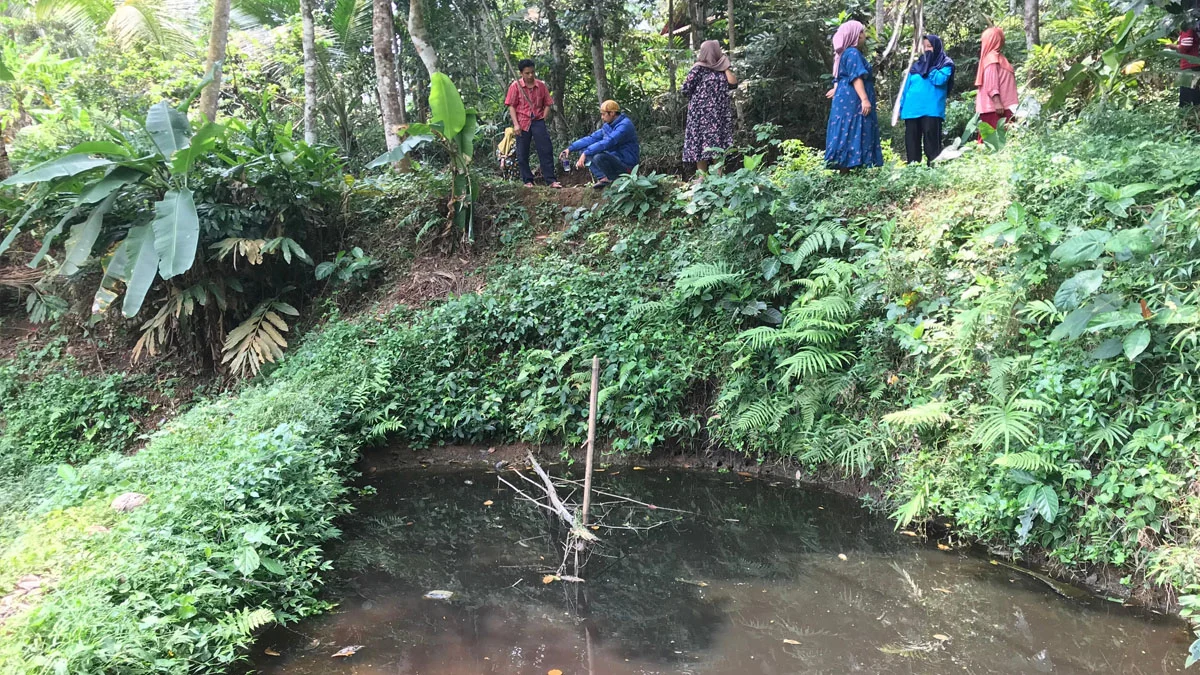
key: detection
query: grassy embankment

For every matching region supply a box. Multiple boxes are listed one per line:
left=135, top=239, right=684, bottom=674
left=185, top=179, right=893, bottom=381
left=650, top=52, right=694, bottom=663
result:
left=4, top=106, right=1200, bottom=671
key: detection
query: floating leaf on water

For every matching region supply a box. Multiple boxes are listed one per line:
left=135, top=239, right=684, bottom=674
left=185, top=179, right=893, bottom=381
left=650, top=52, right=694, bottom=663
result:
left=675, top=578, right=709, bottom=587
left=264, top=648, right=281, bottom=657
left=463, top=480, right=474, bottom=485
left=837, top=553, right=848, bottom=561
left=332, top=645, right=364, bottom=658
left=423, top=590, right=454, bottom=600
left=937, top=543, right=951, bottom=551
left=542, top=574, right=559, bottom=584
left=736, top=471, right=753, bottom=477
left=900, top=530, right=918, bottom=537
left=559, top=575, right=585, bottom=583
left=549, top=670, right=563, bottom=675
left=932, top=587, right=952, bottom=594
left=782, top=638, right=801, bottom=645
left=933, top=634, right=950, bottom=642
left=632, top=466, right=645, bottom=471
left=483, top=500, right=494, bottom=506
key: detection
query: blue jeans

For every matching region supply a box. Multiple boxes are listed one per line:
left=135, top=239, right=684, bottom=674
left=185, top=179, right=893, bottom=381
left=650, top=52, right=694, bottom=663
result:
left=516, top=119, right=557, bottom=184
left=588, top=152, right=629, bottom=182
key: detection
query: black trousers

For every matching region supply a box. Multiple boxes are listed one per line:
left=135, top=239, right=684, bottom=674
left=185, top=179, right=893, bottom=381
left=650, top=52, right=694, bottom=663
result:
left=516, top=119, right=557, bottom=184
left=1181, top=86, right=1200, bottom=106
left=904, top=116, right=943, bottom=165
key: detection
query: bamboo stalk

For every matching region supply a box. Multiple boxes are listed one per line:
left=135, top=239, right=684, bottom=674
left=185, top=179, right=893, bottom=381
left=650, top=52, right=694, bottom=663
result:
left=582, top=355, right=599, bottom=526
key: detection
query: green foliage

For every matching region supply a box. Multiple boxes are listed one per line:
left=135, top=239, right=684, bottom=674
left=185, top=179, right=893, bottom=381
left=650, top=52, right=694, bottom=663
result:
left=0, top=343, right=145, bottom=469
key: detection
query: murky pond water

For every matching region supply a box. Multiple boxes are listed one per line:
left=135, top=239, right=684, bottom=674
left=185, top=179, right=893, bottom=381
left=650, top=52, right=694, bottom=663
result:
left=253, top=469, right=1186, bottom=674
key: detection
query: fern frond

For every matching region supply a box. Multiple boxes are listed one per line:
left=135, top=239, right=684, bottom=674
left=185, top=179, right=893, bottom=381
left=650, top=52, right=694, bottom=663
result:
left=779, top=347, right=855, bottom=380
left=732, top=397, right=790, bottom=433
left=225, top=607, right=275, bottom=636
left=675, top=263, right=744, bottom=292
left=882, top=400, right=953, bottom=430
left=992, top=451, right=1059, bottom=474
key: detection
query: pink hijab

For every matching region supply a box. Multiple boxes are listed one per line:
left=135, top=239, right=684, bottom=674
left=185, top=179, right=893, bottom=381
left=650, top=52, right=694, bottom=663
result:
left=832, top=20, right=866, bottom=78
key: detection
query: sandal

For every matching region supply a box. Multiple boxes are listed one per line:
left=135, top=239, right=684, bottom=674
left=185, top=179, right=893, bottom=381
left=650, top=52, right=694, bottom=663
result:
left=591, top=179, right=611, bottom=190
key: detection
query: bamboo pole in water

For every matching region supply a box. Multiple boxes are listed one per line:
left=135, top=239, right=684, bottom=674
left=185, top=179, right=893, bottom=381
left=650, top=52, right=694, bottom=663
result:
left=582, top=356, right=599, bottom=526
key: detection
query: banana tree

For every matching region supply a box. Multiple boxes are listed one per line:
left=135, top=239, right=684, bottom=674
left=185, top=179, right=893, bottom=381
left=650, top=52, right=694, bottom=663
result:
left=369, top=72, right=478, bottom=240
left=0, top=69, right=221, bottom=319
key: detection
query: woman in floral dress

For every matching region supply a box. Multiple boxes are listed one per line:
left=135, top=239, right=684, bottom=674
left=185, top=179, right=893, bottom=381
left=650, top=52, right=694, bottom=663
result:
left=682, top=40, right=737, bottom=175
left=824, top=20, right=882, bottom=171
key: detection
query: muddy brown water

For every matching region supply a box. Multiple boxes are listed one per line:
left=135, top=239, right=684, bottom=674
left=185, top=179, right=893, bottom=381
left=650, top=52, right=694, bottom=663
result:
left=252, top=469, right=1187, bottom=674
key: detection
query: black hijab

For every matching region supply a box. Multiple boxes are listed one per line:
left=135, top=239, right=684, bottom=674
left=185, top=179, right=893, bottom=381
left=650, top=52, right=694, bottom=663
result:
left=910, top=34, right=955, bottom=92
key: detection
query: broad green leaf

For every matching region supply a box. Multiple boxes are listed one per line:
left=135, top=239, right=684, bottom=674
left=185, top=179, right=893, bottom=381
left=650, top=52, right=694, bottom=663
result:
left=1053, top=269, right=1103, bottom=310
left=260, top=558, right=286, bottom=576
left=0, top=194, right=46, bottom=257
left=29, top=205, right=80, bottom=268
left=232, top=546, right=260, bottom=576
left=65, top=141, right=132, bottom=158
left=92, top=237, right=133, bottom=314
left=1090, top=337, right=1123, bottom=360
left=80, top=166, right=144, bottom=204
left=457, top=108, right=477, bottom=158
left=1104, top=227, right=1155, bottom=261
left=145, top=101, right=192, bottom=158
left=428, top=72, right=467, bottom=139
left=1046, top=63, right=1090, bottom=112
left=61, top=193, right=119, bottom=276
left=1, top=154, right=114, bottom=186
left=1086, top=181, right=1119, bottom=201
left=122, top=224, right=160, bottom=318
left=1116, top=182, right=1158, bottom=200
left=1050, top=230, right=1111, bottom=267
left=1123, top=327, right=1151, bottom=361
left=152, top=189, right=199, bottom=279
left=1049, top=305, right=1095, bottom=341
left=1033, top=485, right=1059, bottom=523
left=761, top=257, right=781, bottom=281
left=241, top=523, right=273, bottom=545
left=169, top=122, right=225, bottom=177
left=366, top=134, right=434, bottom=169
left=0, top=54, right=12, bottom=81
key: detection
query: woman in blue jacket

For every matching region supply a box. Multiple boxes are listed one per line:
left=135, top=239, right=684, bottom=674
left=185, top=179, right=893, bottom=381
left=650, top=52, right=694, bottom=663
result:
left=560, top=100, right=640, bottom=189
left=898, top=34, right=955, bottom=165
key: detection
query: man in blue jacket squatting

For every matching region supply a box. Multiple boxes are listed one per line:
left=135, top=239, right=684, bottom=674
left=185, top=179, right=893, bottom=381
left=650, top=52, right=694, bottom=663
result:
left=559, top=99, right=640, bottom=189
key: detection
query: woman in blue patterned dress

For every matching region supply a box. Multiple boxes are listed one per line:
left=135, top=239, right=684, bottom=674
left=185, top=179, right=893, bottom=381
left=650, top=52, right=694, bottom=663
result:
left=824, top=20, right=882, bottom=171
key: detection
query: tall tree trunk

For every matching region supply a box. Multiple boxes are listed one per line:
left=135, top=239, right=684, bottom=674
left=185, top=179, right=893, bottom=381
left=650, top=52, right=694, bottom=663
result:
left=373, top=0, right=404, bottom=149
left=587, top=0, right=610, bottom=103
left=1024, top=0, right=1040, bottom=50
left=408, top=0, right=440, bottom=75
left=300, top=0, right=318, bottom=144
left=485, top=1, right=518, bottom=77
left=668, top=0, right=676, bottom=93
left=0, top=124, right=11, bottom=181
left=689, top=0, right=705, bottom=49
left=875, top=0, right=884, bottom=37
left=544, top=0, right=570, bottom=142
left=395, top=37, right=407, bottom=125
left=198, top=0, right=232, bottom=122
left=726, top=0, right=734, bottom=49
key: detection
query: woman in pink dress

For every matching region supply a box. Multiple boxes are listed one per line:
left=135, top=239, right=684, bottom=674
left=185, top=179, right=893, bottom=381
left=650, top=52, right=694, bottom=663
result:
left=974, top=26, right=1018, bottom=140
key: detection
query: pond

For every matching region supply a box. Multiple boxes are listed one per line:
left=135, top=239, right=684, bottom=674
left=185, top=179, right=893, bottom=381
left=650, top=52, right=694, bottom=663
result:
left=252, top=468, right=1186, bottom=674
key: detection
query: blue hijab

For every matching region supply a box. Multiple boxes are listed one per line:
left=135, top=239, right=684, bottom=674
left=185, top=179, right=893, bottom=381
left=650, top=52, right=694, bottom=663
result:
left=910, top=34, right=954, bottom=93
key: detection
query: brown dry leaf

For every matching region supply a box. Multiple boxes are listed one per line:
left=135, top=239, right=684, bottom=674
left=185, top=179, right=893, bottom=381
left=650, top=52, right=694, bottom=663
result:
left=933, top=587, right=952, bottom=594
left=264, top=648, right=281, bottom=657
left=900, top=530, right=918, bottom=537
left=542, top=574, right=559, bottom=584
left=937, top=543, right=951, bottom=551
left=332, top=645, right=364, bottom=658
left=590, top=525, right=600, bottom=530
left=483, top=500, right=494, bottom=506
left=782, top=639, right=801, bottom=645
left=632, top=466, right=645, bottom=471
left=933, top=634, right=950, bottom=642
left=549, top=670, right=564, bottom=675
left=736, top=471, right=753, bottom=477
